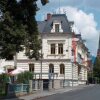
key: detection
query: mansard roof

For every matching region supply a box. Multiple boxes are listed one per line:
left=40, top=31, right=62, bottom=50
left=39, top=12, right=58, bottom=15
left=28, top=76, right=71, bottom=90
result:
left=37, top=14, right=73, bottom=34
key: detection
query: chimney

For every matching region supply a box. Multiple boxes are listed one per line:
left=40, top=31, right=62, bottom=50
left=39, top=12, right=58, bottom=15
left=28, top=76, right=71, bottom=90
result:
left=47, top=13, right=52, bottom=20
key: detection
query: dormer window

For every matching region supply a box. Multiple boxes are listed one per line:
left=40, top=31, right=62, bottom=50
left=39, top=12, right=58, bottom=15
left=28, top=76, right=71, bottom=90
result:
left=55, top=24, right=60, bottom=32
left=51, top=20, right=63, bottom=33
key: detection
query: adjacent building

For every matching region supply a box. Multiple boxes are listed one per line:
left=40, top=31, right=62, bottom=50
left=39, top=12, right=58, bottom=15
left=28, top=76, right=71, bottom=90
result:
left=97, top=34, right=100, bottom=58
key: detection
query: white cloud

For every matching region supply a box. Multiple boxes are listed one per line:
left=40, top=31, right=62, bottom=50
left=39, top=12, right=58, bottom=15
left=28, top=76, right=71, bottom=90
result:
left=56, top=6, right=99, bottom=55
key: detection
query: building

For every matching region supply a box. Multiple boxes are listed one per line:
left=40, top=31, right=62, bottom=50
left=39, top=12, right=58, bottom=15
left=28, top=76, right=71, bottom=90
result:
left=97, top=34, right=100, bottom=58
left=0, top=14, right=90, bottom=87
left=75, top=34, right=89, bottom=84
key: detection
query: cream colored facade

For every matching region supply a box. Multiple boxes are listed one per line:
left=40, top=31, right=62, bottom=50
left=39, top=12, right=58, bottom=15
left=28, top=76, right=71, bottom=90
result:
left=0, top=14, right=89, bottom=86
left=1, top=33, right=88, bottom=86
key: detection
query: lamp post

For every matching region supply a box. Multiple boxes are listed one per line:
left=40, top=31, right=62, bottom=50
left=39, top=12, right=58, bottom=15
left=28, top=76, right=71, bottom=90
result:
left=40, top=47, right=43, bottom=79
left=66, top=46, right=74, bottom=87
left=91, top=63, right=94, bottom=84
left=14, top=53, right=17, bottom=69
left=71, top=37, right=79, bottom=87
left=40, top=34, right=43, bottom=80
left=71, top=55, right=74, bottom=88
left=39, top=35, right=43, bottom=91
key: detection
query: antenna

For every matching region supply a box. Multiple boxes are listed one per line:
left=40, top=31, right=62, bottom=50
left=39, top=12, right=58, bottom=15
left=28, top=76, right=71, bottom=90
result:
left=59, top=0, right=61, bottom=14
left=63, top=9, right=66, bottom=14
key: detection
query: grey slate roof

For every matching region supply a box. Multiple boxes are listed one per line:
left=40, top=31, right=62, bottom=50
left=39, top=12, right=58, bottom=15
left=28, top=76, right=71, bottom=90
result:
left=37, top=21, right=46, bottom=33
left=37, top=14, right=73, bottom=34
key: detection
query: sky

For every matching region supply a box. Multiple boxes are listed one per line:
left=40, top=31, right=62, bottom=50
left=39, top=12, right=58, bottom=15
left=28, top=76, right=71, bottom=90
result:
left=36, top=0, right=100, bottom=56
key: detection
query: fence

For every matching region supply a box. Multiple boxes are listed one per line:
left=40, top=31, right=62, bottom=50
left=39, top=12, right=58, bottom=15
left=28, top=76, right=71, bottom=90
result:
left=8, top=83, right=29, bottom=95
left=7, top=79, right=68, bottom=96
left=32, top=80, right=41, bottom=91
left=33, top=73, right=58, bottom=80
left=7, top=80, right=42, bottom=96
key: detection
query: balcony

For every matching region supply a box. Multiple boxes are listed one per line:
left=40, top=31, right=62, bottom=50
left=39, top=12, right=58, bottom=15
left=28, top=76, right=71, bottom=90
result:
left=33, top=73, right=58, bottom=80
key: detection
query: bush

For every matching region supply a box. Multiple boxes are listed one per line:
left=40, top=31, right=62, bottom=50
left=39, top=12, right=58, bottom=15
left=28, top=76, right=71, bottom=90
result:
left=0, top=74, right=9, bottom=84
left=0, top=74, right=9, bottom=96
left=17, top=71, right=33, bottom=83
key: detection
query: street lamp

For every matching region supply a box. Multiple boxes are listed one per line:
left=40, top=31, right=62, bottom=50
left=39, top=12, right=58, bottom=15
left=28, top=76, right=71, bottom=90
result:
left=71, top=53, right=74, bottom=88
left=66, top=46, right=74, bottom=87
left=40, top=34, right=43, bottom=80
left=40, top=49, right=43, bottom=79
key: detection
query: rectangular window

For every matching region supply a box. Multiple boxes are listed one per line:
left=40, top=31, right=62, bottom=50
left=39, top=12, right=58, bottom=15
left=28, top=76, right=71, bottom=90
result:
left=55, top=24, right=59, bottom=32
left=58, top=44, right=63, bottom=54
left=71, top=49, right=74, bottom=56
left=29, top=64, right=34, bottom=72
left=51, top=44, right=55, bottom=54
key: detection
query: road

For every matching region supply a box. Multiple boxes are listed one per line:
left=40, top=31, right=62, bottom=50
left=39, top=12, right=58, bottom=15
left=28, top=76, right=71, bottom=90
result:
left=35, top=85, right=100, bottom=100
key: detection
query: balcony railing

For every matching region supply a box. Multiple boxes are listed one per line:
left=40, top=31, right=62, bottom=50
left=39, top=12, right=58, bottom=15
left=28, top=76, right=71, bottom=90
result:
left=33, top=73, right=58, bottom=80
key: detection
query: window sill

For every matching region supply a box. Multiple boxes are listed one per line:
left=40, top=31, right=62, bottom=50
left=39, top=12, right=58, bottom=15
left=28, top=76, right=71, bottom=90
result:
left=59, top=74, right=64, bottom=77
left=47, top=54, right=65, bottom=56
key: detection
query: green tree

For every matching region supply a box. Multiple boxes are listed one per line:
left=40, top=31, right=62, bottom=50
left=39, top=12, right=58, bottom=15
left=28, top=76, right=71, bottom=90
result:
left=93, top=57, right=100, bottom=79
left=0, top=74, right=9, bottom=83
left=0, top=74, right=9, bottom=96
left=0, top=0, right=26, bottom=60
left=0, top=0, right=49, bottom=60
left=17, top=71, right=33, bottom=83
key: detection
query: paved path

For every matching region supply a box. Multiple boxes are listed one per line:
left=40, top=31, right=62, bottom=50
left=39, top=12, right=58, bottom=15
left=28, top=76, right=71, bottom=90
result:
left=4, top=84, right=94, bottom=100
left=35, top=85, right=100, bottom=100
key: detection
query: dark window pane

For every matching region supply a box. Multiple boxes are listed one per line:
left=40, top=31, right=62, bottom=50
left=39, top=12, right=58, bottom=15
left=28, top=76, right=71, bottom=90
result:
left=49, top=64, right=54, bottom=73
left=58, top=44, right=63, bottom=54
left=29, top=64, right=34, bottom=72
left=55, top=24, right=59, bottom=32
left=60, top=64, right=65, bottom=74
left=51, top=44, right=55, bottom=54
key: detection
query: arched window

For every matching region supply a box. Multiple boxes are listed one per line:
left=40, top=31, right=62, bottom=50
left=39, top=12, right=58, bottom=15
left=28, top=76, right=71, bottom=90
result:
left=49, top=64, right=54, bottom=73
left=60, top=64, right=65, bottom=74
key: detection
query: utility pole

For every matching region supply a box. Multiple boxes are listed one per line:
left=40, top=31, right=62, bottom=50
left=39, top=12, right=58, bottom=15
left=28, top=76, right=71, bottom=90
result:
left=59, top=0, right=61, bottom=14
left=40, top=35, right=43, bottom=79
left=72, top=62, right=74, bottom=87
left=71, top=56, right=74, bottom=88
left=92, top=63, right=94, bottom=84
left=40, top=35, right=43, bottom=91
left=14, top=53, right=17, bottom=69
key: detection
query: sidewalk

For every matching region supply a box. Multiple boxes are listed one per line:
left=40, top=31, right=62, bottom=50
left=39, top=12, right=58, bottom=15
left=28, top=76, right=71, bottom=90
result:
left=5, top=84, right=94, bottom=100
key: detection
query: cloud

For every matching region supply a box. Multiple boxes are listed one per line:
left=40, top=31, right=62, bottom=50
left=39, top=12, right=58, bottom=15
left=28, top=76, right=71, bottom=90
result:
left=37, top=0, right=100, bottom=10
left=56, top=6, right=99, bottom=55
left=36, top=0, right=83, bottom=15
